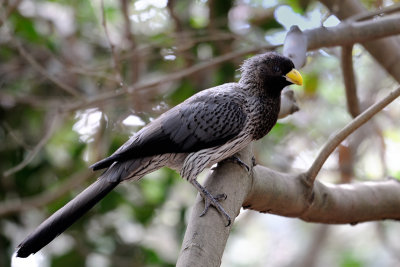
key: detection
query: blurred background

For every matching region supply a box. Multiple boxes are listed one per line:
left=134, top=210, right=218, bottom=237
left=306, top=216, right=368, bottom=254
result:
left=1, top=0, right=400, bottom=266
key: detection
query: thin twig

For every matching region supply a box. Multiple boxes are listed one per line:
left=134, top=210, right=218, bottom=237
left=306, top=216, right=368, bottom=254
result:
left=0, top=170, right=92, bottom=217
left=63, top=14, right=400, bottom=112
left=306, top=86, right=400, bottom=184
left=346, top=2, right=400, bottom=22
left=167, top=0, right=183, bottom=32
left=61, top=44, right=280, bottom=112
left=3, top=113, right=62, bottom=177
left=0, top=92, right=63, bottom=109
left=341, top=45, right=360, bottom=117
left=120, top=0, right=139, bottom=84
left=0, top=0, right=22, bottom=27
left=2, top=122, right=31, bottom=150
left=319, top=0, right=400, bottom=83
left=13, top=40, right=82, bottom=98
left=101, top=0, right=124, bottom=86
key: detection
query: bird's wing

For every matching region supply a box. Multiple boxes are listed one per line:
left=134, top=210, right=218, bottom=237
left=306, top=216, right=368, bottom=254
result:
left=91, top=89, right=247, bottom=170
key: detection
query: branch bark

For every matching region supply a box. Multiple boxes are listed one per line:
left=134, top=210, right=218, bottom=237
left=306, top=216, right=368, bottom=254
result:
left=245, top=167, right=400, bottom=224
left=304, top=14, right=400, bottom=50
left=341, top=45, right=360, bottom=117
left=178, top=83, right=400, bottom=265
left=319, top=0, right=400, bottom=83
left=307, top=86, right=400, bottom=184
left=178, top=144, right=400, bottom=266
left=63, top=13, right=400, bottom=112
left=178, top=9, right=400, bottom=261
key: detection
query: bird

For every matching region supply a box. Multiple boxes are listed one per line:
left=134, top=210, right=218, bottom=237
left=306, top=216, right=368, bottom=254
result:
left=15, top=52, right=302, bottom=258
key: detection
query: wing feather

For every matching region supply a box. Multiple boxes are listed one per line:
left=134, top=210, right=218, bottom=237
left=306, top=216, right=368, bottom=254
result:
left=91, top=88, right=247, bottom=170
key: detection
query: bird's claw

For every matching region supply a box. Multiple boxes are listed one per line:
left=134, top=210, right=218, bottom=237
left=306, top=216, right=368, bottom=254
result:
left=251, top=156, right=257, bottom=167
left=199, top=193, right=227, bottom=217
left=220, top=155, right=250, bottom=172
left=191, top=180, right=231, bottom=227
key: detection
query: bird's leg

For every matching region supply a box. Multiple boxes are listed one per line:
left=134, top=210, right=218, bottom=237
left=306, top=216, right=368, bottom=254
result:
left=191, top=180, right=231, bottom=227
left=217, top=155, right=250, bottom=172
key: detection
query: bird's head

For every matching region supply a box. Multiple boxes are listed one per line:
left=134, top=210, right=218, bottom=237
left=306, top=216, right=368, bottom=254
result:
left=240, top=52, right=303, bottom=97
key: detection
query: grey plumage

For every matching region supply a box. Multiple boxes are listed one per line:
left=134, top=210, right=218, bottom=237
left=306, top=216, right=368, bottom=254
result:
left=16, top=52, right=302, bottom=258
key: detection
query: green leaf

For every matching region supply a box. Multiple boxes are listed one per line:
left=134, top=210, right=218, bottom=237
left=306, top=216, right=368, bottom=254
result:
left=167, top=79, right=197, bottom=106
left=51, top=248, right=85, bottom=267
left=282, top=0, right=311, bottom=14
left=340, top=252, right=363, bottom=267
left=10, top=13, right=41, bottom=43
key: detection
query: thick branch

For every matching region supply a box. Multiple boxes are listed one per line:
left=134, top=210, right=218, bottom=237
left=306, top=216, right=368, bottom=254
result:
left=177, top=147, right=254, bottom=267
left=244, top=167, right=400, bottom=224
left=62, top=14, right=400, bottom=111
left=319, top=0, right=400, bottom=83
left=178, top=145, right=400, bottom=266
left=178, top=92, right=300, bottom=266
left=304, top=14, right=400, bottom=50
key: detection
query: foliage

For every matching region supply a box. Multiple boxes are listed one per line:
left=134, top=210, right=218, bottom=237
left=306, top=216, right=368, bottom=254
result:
left=1, top=0, right=399, bottom=266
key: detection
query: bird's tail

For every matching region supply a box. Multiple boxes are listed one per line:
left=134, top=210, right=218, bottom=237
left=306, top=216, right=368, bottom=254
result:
left=15, top=177, right=119, bottom=258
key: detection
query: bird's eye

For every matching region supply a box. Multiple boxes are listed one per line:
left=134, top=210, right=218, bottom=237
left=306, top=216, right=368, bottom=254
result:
left=272, top=66, right=280, bottom=73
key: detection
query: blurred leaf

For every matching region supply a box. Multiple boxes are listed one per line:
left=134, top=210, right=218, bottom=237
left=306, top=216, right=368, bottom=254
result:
left=213, top=62, right=235, bottom=86
left=211, top=0, right=234, bottom=18
left=98, top=190, right=127, bottom=213
left=258, top=18, right=283, bottom=31
left=51, top=249, right=85, bottom=267
left=340, top=252, right=363, bottom=267
left=268, top=122, right=296, bottom=142
left=189, top=16, right=208, bottom=29
left=167, top=79, right=197, bottom=106
left=303, top=72, right=319, bottom=97
left=10, top=13, right=41, bottom=43
left=283, top=0, right=311, bottom=14
left=0, top=46, right=15, bottom=61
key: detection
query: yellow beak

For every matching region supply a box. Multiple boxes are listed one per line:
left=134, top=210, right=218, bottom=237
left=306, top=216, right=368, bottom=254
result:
left=285, top=69, right=303, bottom=86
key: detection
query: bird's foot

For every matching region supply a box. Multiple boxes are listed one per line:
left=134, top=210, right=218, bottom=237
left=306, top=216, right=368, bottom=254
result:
left=219, top=155, right=250, bottom=172
left=252, top=156, right=257, bottom=167
left=191, top=180, right=231, bottom=227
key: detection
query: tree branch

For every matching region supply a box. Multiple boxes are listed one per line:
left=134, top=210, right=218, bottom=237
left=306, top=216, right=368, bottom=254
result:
left=177, top=146, right=254, bottom=267
left=101, top=0, right=124, bottom=86
left=306, top=86, right=400, bottom=184
left=13, top=40, right=82, bottom=98
left=3, top=113, right=63, bottom=177
left=0, top=170, right=93, bottom=217
left=341, top=45, right=360, bottom=117
left=62, top=13, right=400, bottom=112
left=304, top=14, right=400, bottom=50
left=178, top=144, right=400, bottom=266
left=244, top=167, right=400, bottom=224
left=62, top=45, right=280, bottom=112
left=345, top=2, right=400, bottom=22
left=319, top=0, right=400, bottom=83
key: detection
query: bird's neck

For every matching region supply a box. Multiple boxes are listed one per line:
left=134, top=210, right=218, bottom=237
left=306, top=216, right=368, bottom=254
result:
left=239, top=78, right=282, bottom=99
left=250, top=95, right=281, bottom=140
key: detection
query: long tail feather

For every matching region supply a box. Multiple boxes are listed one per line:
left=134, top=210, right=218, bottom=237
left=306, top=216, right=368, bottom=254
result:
left=16, top=178, right=119, bottom=258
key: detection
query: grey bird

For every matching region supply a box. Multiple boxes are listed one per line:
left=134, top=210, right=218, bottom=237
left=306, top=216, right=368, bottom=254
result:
left=15, top=52, right=302, bottom=258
